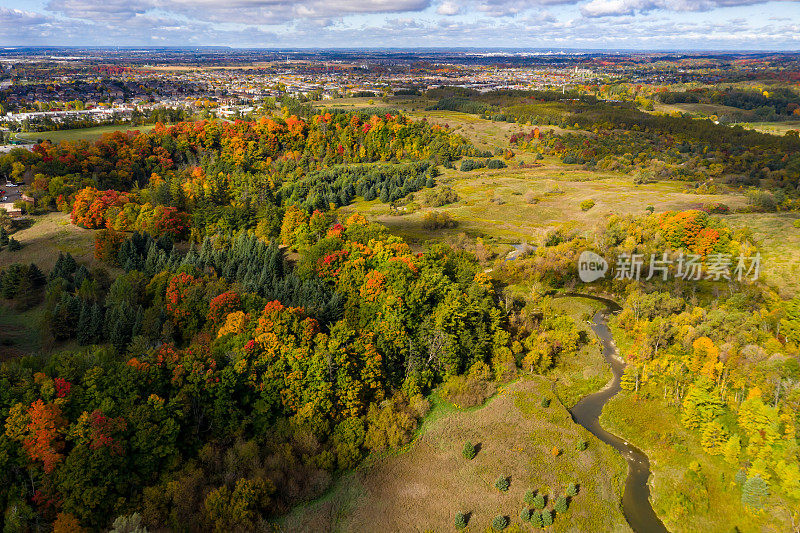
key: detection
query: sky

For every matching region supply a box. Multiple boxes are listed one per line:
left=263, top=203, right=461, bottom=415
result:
left=0, top=0, right=799, bottom=50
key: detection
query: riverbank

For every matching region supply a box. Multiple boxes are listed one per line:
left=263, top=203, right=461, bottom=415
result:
left=570, top=307, right=668, bottom=533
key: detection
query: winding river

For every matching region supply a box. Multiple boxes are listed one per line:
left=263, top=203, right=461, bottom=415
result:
left=567, top=296, right=668, bottom=533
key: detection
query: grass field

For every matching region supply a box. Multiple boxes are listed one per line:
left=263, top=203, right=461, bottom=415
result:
left=733, top=120, right=800, bottom=136
left=15, top=124, right=157, bottom=144
left=281, top=377, right=629, bottom=533
left=0, top=212, right=99, bottom=272
left=724, top=212, right=800, bottom=298
left=343, top=168, right=748, bottom=245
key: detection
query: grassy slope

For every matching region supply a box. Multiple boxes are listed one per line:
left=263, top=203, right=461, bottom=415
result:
left=342, top=168, right=747, bottom=244
left=281, top=378, right=629, bottom=533
left=0, top=212, right=99, bottom=272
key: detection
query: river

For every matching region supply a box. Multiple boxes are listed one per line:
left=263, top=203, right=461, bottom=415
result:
left=567, top=297, right=669, bottom=533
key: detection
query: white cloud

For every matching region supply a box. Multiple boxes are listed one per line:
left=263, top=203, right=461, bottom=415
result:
left=437, top=1, right=461, bottom=15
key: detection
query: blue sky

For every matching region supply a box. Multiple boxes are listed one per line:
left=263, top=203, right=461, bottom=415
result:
left=0, top=0, right=799, bottom=50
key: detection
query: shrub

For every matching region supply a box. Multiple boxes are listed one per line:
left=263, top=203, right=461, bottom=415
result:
left=487, top=159, right=507, bottom=169
left=551, top=446, right=561, bottom=457
left=579, top=199, right=595, bottom=211
left=454, top=511, right=468, bottom=529
left=520, top=508, right=531, bottom=522
left=421, top=211, right=457, bottom=230
left=701, top=201, right=730, bottom=214
left=541, top=509, right=553, bottom=526
left=541, top=398, right=551, bottom=408
left=554, top=495, right=568, bottom=513
left=492, top=515, right=508, bottom=531
left=423, top=186, right=460, bottom=207
left=745, top=189, right=777, bottom=212
left=576, top=440, right=588, bottom=451
left=462, top=441, right=476, bottom=460
left=441, top=361, right=496, bottom=408
left=566, top=483, right=578, bottom=497
left=495, top=475, right=510, bottom=492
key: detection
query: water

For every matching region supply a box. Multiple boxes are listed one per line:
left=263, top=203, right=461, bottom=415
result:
left=569, top=305, right=669, bottom=533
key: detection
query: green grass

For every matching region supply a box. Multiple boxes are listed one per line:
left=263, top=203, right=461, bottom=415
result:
left=280, top=378, right=629, bottom=532
left=16, top=124, right=156, bottom=144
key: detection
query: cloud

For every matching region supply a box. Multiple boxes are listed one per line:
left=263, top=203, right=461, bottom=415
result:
left=437, top=1, right=461, bottom=15
left=580, top=0, right=799, bottom=17
left=0, top=0, right=797, bottom=48
left=47, top=0, right=432, bottom=25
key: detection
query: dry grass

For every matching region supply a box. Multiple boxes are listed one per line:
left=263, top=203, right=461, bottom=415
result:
left=0, top=212, right=99, bottom=271
left=343, top=171, right=748, bottom=245
left=281, top=378, right=629, bottom=533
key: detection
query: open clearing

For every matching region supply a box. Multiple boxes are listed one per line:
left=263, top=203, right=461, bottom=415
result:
left=344, top=169, right=748, bottom=244
left=16, top=124, right=157, bottom=144
left=0, top=212, right=98, bottom=271
left=282, top=378, right=629, bottom=533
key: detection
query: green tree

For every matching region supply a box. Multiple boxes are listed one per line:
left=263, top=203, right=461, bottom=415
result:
left=554, top=495, right=568, bottom=513
left=492, top=515, right=508, bottom=531
left=462, top=441, right=476, bottom=460
left=741, top=475, right=769, bottom=510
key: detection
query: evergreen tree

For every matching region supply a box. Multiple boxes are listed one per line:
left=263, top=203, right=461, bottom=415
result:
left=77, top=301, right=93, bottom=345
left=554, top=495, right=568, bottom=514
left=532, top=493, right=545, bottom=510
left=0, top=226, right=8, bottom=246
left=530, top=511, right=543, bottom=528
left=541, top=509, right=553, bottom=527
left=741, top=475, right=769, bottom=510
left=90, top=303, right=105, bottom=343
left=462, top=441, right=476, bottom=460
